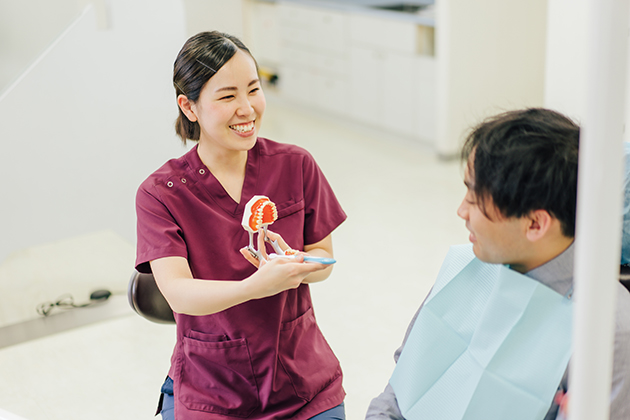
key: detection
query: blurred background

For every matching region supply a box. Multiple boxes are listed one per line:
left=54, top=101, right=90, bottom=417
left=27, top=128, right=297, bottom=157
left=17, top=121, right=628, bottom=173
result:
left=0, top=0, right=628, bottom=419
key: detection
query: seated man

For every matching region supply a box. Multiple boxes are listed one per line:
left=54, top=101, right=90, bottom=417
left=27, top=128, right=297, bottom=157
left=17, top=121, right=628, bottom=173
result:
left=366, top=108, right=630, bottom=420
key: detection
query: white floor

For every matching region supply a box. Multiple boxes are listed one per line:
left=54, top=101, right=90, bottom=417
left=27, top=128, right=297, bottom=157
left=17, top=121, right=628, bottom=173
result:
left=0, top=98, right=469, bottom=420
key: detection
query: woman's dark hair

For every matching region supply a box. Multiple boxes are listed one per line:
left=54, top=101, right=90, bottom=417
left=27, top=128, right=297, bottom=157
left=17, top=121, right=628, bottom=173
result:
left=173, top=31, right=257, bottom=143
left=461, top=108, right=580, bottom=237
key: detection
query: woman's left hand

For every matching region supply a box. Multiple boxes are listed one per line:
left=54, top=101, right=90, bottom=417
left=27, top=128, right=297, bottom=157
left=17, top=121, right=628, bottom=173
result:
left=239, top=229, right=296, bottom=268
left=239, top=229, right=335, bottom=284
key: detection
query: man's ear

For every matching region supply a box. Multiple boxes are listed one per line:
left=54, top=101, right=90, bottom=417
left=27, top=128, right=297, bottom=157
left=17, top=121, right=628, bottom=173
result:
left=177, top=94, right=197, bottom=122
left=525, top=209, right=554, bottom=242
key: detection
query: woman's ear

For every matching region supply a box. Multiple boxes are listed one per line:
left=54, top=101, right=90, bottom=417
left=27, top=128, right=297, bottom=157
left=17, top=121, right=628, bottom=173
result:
left=177, top=94, right=197, bottom=122
left=525, top=209, right=554, bottom=242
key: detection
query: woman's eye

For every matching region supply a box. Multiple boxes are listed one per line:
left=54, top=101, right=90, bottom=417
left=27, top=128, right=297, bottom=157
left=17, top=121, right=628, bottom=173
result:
left=219, top=95, right=234, bottom=100
left=249, top=87, right=260, bottom=94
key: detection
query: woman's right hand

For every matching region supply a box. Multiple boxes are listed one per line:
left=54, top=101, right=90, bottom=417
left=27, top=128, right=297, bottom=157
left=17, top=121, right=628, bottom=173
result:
left=243, top=255, right=326, bottom=299
left=151, top=230, right=328, bottom=316
left=151, top=253, right=325, bottom=316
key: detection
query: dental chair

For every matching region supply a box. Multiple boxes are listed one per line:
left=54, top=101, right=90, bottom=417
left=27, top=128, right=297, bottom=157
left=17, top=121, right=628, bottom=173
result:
left=127, top=271, right=175, bottom=324
left=619, top=265, right=630, bottom=293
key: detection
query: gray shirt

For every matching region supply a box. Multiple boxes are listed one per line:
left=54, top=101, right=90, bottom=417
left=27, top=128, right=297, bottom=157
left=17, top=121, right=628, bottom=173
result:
left=365, top=244, right=630, bottom=420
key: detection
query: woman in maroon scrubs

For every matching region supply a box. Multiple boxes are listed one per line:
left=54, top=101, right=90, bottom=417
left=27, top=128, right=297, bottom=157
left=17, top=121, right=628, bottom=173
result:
left=135, top=31, right=347, bottom=420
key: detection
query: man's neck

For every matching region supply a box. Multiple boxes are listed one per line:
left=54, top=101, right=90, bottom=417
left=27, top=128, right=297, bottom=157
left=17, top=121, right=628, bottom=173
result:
left=516, top=236, right=574, bottom=274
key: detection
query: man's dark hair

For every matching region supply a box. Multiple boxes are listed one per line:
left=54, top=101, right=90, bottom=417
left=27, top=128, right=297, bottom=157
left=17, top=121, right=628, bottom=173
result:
left=461, top=108, right=580, bottom=237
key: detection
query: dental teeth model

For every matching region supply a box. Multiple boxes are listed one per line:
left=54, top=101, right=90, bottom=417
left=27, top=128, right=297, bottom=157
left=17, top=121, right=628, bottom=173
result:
left=242, top=195, right=277, bottom=233
left=242, top=195, right=282, bottom=258
left=241, top=196, right=336, bottom=265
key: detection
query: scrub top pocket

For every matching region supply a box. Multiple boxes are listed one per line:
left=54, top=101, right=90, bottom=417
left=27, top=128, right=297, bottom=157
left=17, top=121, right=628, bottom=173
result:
left=278, top=307, right=341, bottom=402
left=178, top=332, right=260, bottom=417
left=276, top=199, right=305, bottom=219
left=272, top=199, right=307, bottom=250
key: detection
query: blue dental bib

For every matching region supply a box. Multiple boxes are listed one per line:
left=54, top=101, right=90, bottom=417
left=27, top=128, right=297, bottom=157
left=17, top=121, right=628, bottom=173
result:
left=390, top=244, right=573, bottom=420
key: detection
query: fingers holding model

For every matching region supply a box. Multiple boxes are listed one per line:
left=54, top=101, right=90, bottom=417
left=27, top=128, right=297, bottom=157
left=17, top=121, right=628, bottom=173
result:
left=238, top=195, right=331, bottom=298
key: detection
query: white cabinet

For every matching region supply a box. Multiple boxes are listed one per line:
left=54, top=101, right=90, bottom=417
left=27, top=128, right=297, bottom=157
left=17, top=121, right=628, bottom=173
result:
left=411, top=55, right=437, bottom=141
left=349, top=47, right=382, bottom=124
left=276, top=3, right=351, bottom=116
left=246, top=1, right=281, bottom=66
left=278, top=4, right=347, bottom=55
left=349, top=47, right=435, bottom=140
left=249, top=1, right=436, bottom=143
left=349, top=13, right=436, bottom=141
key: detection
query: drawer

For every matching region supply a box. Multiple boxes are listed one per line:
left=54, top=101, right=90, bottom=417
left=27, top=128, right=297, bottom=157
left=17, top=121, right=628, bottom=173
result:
left=278, top=3, right=314, bottom=28
left=278, top=64, right=314, bottom=104
left=279, top=47, right=347, bottom=76
left=278, top=3, right=348, bottom=54
left=279, top=46, right=311, bottom=67
left=349, top=14, right=417, bottom=54
left=313, top=74, right=350, bottom=117
left=311, top=52, right=348, bottom=76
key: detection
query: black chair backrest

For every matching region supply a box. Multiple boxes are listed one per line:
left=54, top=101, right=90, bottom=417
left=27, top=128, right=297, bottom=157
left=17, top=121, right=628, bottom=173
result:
left=127, top=271, right=175, bottom=324
left=619, top=265, right=630, bottom=293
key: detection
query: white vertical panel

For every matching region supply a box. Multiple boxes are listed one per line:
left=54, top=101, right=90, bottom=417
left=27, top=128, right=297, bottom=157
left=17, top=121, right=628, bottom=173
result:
left=543, top=0, right=589, bottom=119
left=570, top=0, right=629, bottom=419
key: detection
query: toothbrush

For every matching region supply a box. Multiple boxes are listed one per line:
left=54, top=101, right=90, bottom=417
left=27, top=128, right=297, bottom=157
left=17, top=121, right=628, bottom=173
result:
left=268, top=253, right=336, bottom=265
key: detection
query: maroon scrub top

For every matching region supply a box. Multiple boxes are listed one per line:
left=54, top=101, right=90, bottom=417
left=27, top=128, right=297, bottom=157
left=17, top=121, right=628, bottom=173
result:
left=135, top=138, right=347, bottom=419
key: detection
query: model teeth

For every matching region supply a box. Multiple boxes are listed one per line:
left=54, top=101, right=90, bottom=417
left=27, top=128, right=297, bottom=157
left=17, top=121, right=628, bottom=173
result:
left=242, top=196, right=278, bottom=233
left=230, top=121, right=255, bottom=133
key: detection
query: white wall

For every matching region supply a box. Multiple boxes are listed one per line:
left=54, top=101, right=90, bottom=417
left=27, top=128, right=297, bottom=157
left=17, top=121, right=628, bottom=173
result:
left=435, top=0, right=548, bottom=156
left=0, top=407, right=28, bottom=420
left=0, top=0, right=189, bottom=263
left=0, top=0, right=80, bottom=91
left=182, top=0, right=245, bottom=38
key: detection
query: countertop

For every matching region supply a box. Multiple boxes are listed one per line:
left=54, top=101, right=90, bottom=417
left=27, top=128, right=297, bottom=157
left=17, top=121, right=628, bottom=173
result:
left=259, top=0, right=436, bottom=26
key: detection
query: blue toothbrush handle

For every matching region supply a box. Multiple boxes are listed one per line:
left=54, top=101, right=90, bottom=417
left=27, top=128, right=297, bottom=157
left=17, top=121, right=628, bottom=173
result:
left=302, top=255, right=336, bottom=265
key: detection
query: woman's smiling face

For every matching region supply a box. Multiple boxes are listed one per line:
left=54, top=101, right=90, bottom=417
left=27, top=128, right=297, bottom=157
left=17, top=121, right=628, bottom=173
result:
left=189, top=49, right=266, bottom=154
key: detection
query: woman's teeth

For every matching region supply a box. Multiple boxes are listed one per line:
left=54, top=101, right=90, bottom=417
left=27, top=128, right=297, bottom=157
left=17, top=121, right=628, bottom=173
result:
left=230, top=122, right=255, bottom=133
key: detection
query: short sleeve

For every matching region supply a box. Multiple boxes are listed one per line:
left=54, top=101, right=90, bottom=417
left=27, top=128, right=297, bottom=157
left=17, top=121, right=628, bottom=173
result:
left=301, top=150, right=347, bottom=245
left=135, top=184, right=188, bottom=273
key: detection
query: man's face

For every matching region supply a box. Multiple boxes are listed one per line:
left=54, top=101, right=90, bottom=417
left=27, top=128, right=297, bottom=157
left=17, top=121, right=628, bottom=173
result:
left=457, top=161, right=532, bottom=272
